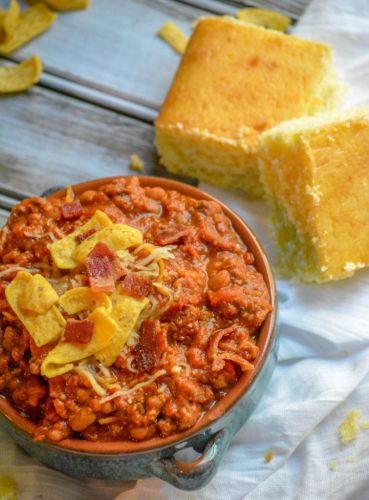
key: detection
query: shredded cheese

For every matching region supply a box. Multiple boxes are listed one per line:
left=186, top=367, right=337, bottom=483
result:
left=74, top=366, right=106, bottom=396
left=126, top=355, right=138, bottom=373
left=137, top=245, right=176, bottom=267
left=100, top=369, right=166, bottom=404
left=157, top=259, right=165, bottom=282
left=126, top=330, right=139, bottom=347
left=152, top=281, right=172, bottom=298
left=0, top=266, right=39, bottom=279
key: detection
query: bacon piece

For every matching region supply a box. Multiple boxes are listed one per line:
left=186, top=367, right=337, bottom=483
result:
left=120, top=272, right=152, bottom=298
left=198, top=219, right=239, bottom=252
left=64, top=319, right=94, bottom=344
left=212, top=352, right=254, bottom=372
left=207, top=325, right=237, bottom=361
left=154, top=224, right=189, bottom=246
left=74, top=228, right=96, bottom=244
left=136, top=319, right=160, bottom=372
left=61, top=201, right=83, bottom=221
left=86, top=242, right=124, bottom=293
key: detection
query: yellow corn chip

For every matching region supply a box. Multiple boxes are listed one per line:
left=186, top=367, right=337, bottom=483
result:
left=50, top=210, right=113, bottom=269
left=158, top=21, right=188, bottom=54
left=0, top=473, right=17, bottom=500
left=19, top=273, right=58, bottom=314
left=59, top=287, right=112, bottom=314
left=73, top=224, right=143, bottom=264
left=0, top=55, right=42, bottom=93
left=27, top=0, right=89, bottom=11
left=0, top=3, right=56, bottom=55
left=236, top=8, right=291, bottom=32
left=41, top=307, right=117, bottom=378
left=5, top=271, right=65, bottom=347
left=0, top=0, right=20, bottom=43
left=95, top=289, right=148, bottom=367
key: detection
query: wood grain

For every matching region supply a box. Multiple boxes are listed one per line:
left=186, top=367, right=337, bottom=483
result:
left=1, top=0, right=308, bottom=120
left=4, top=0, right=209, bottom=113
left=181, top=0, right=309, bottom=18
left=0, top=209, right=10, bottom=227
left=0, top=85, right=196, bottom=199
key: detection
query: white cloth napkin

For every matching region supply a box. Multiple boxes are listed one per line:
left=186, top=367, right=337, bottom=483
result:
left=2, top=1, right=369, bottom=498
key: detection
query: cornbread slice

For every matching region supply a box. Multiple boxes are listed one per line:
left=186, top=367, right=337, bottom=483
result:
left=155, top=17, right=342, bottom=198
left=259, top=108, right=369, bottom=282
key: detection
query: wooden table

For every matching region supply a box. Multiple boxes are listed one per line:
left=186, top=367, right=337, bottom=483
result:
left=0, top=0, right=309, bottom=226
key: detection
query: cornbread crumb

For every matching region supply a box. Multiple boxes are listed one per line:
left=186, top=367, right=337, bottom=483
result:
left=264, top=451, right=275, bottom=463
left=345, top=455, right=356, bottom=463
left=129, top=154, right=144, bottom=172
left=158, top=21, right=188, bottom=54
left=0, top=473, right=17, bottom=500
left=360, top=420, right=369, bottom=429
left=339, top=409, right=362, bottom=444
left=329, top=460, right=337, bottom=471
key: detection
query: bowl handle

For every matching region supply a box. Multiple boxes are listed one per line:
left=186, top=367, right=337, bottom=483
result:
left=150, top=429, right=232, bottom=490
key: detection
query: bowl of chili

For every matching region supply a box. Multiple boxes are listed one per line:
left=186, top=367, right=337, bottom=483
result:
left=0, top=176, right=278, bottom=490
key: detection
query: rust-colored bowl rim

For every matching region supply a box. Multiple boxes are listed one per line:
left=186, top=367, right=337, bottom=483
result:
left=0, top=175, right=277, bottom=455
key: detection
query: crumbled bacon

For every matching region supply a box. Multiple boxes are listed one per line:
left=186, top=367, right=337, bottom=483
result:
left=74, top=228, right=96, bottom=244
left=86, top=242, right=125, bottom=293
left=61, top=201, right=83, bottom=221
left=64, top=319, right=94, bottom=344
left=212, top=352, right=254, bottom=372
left=136, top=320, right=160, bottom=372
left=207, top=326, right=237, bottom=361
left=120, top=272, right=152, bottom=298
left=153, top=224, right=189, bottom=246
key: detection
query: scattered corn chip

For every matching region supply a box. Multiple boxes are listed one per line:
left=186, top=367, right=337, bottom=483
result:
left=5, top=271, right=65, bottom=346
left=19, top=273, right=58, bottom=314
left=95, top=289, right=148, bottom=366
left=49, top=210, right=113, bottom=269
left=129, top=154, right=144, bottom=172
left=41, top=307, right=117, bottom=378
left=0, top=0, right=20, bottom=43
left=0, top=55, right=42, bottom=93
left=264, top=451, right=275, bottom=463
left=158, top=21, right=188, bottom=54
left=236, top=8, right=291, bottom=32
left=27, top=0, right=89, bottom=11
left=59, top=287, right=112, bottom=314
left=0, top=473, right=17, bottom=500
left=0, top=3, right=56, bottom=55
left=73, top=224, right=143, bottom=264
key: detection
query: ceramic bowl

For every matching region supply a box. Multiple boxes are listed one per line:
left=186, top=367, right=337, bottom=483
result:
left=0, top=176, right=278, bottom=491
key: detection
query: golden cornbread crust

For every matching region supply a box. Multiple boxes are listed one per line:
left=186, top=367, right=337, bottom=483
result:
left=155, top=17, right=342, bottom=197
left=259, top=108, right=369, bottom=282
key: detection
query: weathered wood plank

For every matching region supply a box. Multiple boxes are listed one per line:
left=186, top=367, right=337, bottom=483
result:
left=0, top=193, right=17, bottom=211
left=0, top=85, right=186, bottom=198
left=1, top=0, right=308, bottom=120
left=3, top=0, right=209, bottom=113
left=181, top=0, right=309, bottom=19
left=0, top=209, right=10, bottom=227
